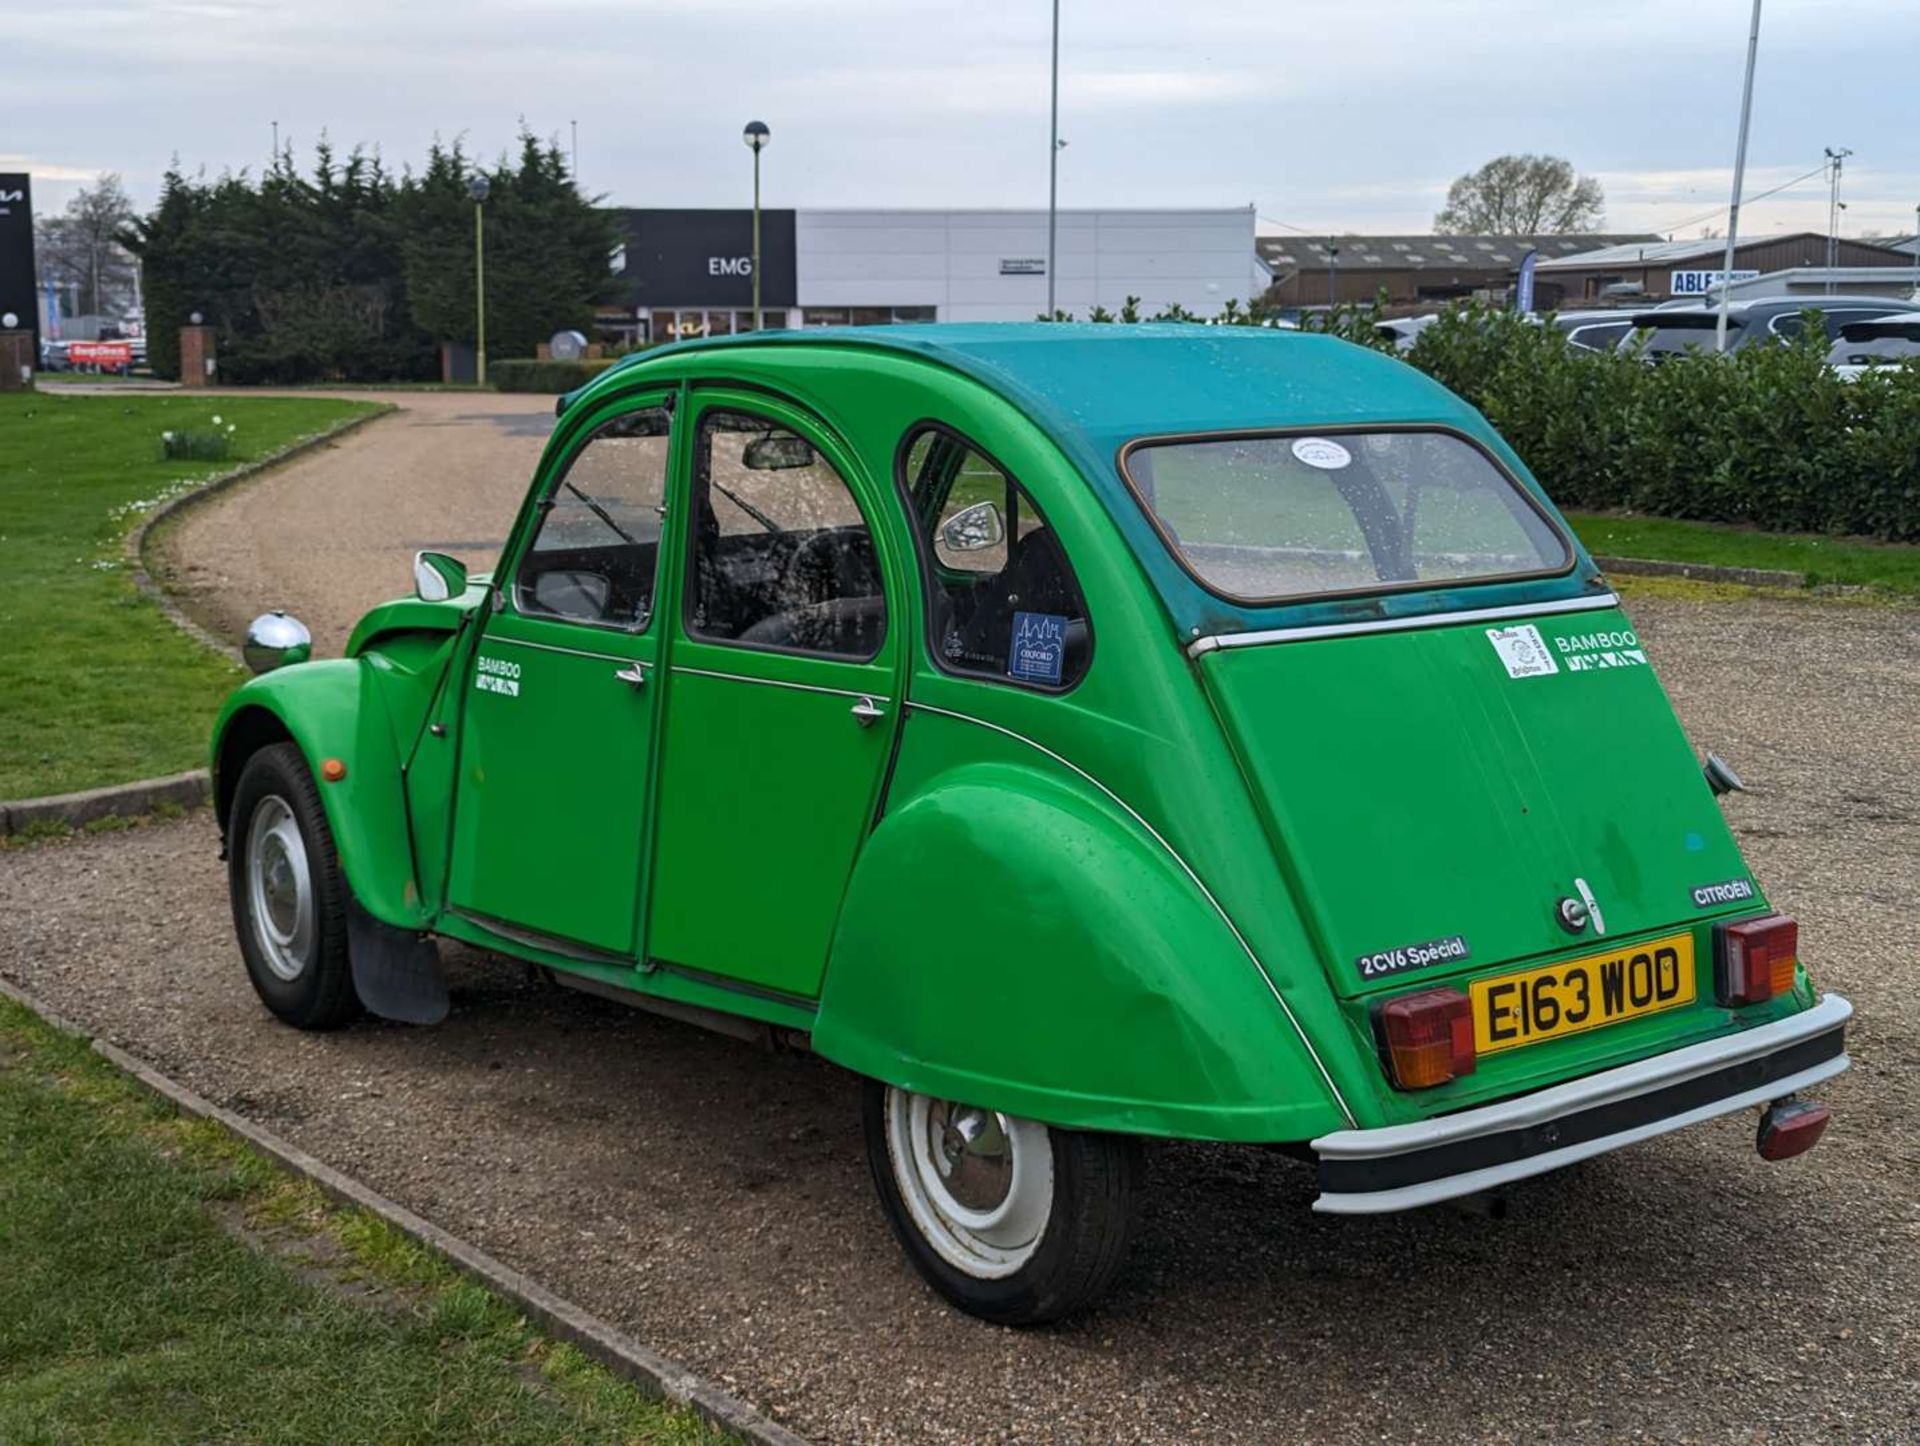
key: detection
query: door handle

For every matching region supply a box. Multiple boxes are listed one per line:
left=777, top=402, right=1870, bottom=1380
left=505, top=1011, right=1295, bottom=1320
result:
left=849, top=696, right=886, bottom=727
left=613, top=664, right=647, bottom=689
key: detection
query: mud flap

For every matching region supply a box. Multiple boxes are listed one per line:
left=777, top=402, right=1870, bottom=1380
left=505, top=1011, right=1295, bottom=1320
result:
left=346, top=898, right=450, bottom=1025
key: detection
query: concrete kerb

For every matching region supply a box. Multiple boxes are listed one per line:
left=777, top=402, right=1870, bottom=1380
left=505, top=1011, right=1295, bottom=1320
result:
left=0, top=975, right=810, bottom=1446
left=1595, top=554, right=1807, bottom=589
left=1, top=769, right=209, bottom=838
left=0, top=406, right=397, bottom=836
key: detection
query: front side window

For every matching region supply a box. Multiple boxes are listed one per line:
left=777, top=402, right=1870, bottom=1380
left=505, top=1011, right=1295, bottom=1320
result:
left=515, top=405, right=671, bottom=628
left=687, top=409, right=886, bottom=659
left=903, top=428, right=1091, bottom=690
left=1121, top=429, right=1571, bottom=605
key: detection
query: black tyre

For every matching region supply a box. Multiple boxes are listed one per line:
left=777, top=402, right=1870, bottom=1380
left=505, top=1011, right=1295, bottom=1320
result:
left=226, top=742, right=360, bottom=1031
left=863, top=1079, right=1142, bottom=1325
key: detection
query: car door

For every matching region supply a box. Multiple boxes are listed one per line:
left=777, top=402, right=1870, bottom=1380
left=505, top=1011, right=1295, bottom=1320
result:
left=646, top=392, right=901, bottom=1001
left=445, top=397, right=677, bottom=958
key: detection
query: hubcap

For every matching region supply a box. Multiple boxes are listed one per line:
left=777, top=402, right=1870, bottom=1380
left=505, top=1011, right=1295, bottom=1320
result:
left=245, top=795, right=314, bottom=982
left=885, top=1088, right=1053, bottom=1279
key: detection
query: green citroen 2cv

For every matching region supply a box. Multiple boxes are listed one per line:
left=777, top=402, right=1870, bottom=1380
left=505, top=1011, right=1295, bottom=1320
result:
left=213, top=325, right=1850, bottom=1323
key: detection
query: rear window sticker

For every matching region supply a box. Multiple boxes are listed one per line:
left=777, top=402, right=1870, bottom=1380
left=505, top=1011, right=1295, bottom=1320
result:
left=1290, top=436, right=1352, bottom=470
left=1487, top=624, right=1558, bottom=679
left=1008, top=611, right=1067, bottom=686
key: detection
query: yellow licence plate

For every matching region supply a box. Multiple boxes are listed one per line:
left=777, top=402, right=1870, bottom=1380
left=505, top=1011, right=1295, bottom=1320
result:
left=1470, top=933, right=1696, bottom=1055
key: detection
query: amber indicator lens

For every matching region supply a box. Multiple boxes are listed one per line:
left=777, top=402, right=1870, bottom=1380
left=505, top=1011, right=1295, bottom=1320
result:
left=1715, top=914, right=1798, bottom=1007
left=1374, top=987, right=1476, bottom=1089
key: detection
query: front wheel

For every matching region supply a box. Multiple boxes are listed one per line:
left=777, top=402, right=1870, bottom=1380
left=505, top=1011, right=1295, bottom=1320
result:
left=227, top=743, right=360, bottom=1031
left=863, top=1081, right=1142, bottom=1325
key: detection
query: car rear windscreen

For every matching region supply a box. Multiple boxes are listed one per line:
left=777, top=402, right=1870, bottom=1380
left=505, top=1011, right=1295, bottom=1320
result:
left=1121, top=430, right=1572, bottom=604
left=1829, top=323, right=1920, bottom=366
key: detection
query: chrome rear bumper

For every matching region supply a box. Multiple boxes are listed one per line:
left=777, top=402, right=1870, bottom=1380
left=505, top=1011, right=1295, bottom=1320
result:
left=1311, top=993, right=1851, bottom=1214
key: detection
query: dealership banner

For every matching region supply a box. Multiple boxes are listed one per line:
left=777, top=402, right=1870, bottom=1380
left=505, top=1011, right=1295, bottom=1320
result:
left=69, top=340, right=132, bottom=368
left=1515, top=249, right=1538, bottom=314
left=0, top=173, right=38, bottom=350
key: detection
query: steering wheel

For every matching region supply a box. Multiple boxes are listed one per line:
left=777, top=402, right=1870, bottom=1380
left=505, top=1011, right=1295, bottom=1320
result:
left=779, top=532, right=846, bottom=611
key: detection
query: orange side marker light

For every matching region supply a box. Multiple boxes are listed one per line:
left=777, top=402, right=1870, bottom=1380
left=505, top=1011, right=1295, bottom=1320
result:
left=321, top=758, right=347, bottom=783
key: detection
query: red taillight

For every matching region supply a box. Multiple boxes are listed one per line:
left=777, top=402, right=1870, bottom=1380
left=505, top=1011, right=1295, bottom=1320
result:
left=1375, top=987, right=1476, bottom=1090
left=1757, top=1098, right=1830, bottom=1161
left=1715, top=914, right=1799, bottom=1007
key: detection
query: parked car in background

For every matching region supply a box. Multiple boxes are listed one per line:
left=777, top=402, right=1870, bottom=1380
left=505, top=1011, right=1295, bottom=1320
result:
left=209, top=324, right=1849, bottom=1324
left=1375, top=313, right=1439, bottom=353
left=1827, top=312, right=1920, bottom=378
left=1620, top=297, right=1911, bottom=361
left=1551, top=310, right=1637, bottom=353
left=37, top=338, right=70, bottom=372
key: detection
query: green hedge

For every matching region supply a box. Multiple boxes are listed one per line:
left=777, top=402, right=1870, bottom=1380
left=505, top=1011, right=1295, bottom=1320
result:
left=1398, top=305, right=1920, bottom=542
left=488, top=357, right=617, bottom=393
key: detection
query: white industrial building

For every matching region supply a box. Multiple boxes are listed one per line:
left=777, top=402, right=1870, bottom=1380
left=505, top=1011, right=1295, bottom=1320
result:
left=794, top=208, right=1266, bottom=324
left=599, top=205, right=1267, bottom=343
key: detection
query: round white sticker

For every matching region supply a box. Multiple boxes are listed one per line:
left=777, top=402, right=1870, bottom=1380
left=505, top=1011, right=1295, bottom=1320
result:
left=1291, top=436, right=1352, bottom=470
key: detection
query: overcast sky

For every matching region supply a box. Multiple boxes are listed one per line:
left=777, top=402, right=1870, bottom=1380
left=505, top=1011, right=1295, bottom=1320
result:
left=6, top=0, right=1917, bottom=240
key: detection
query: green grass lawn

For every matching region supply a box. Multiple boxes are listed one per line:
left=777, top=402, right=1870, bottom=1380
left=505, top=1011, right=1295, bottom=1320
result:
left=0, top=392, right=381, bottom=800
left=0, top=998, right=725, bottom=1444
left=1568, top=512, right=1920, bottom=594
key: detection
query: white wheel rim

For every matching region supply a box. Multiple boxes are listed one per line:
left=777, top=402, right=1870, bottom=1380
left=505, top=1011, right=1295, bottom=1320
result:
left=884, top=1087, right=1053, bottom=1279
left=245, top=795, right=314, bottom=982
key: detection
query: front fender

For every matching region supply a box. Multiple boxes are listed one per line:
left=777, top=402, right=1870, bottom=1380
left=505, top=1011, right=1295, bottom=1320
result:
left=812, top=760, right=1344, bottom=1142
left=210, top=659, right=427, bottom=930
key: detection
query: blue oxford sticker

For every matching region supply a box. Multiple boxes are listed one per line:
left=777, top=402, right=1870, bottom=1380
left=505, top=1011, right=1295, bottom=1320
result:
left=1008, top=611, right=1067, bottom=685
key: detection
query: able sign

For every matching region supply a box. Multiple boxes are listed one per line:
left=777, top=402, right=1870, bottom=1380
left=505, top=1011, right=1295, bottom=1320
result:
left=1669, top=269, right=1759, bottom=296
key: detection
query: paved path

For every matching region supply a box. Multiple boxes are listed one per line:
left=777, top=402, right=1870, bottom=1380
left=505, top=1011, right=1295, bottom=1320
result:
left=18, top=404, right=1920, bottom=1440
left=155, top=391, right=554, bottom=658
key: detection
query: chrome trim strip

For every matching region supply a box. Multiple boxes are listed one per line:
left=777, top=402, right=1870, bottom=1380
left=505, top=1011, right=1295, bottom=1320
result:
left=484, top=634, right=651, bottom=666
left=906, top=701, right=1358, bottom=1128
left=1186, top=593, right=1621, bottom=658
left=672, top=665, right=891, bottom=705
left=1310, top=993, right=1852, bottom=1213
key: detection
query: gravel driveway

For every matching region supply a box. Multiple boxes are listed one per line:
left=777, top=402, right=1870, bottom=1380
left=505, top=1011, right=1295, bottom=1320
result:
left=9, top=412, right=1918, bottom=1441
left=5, top=591, right=1914, bottom=1443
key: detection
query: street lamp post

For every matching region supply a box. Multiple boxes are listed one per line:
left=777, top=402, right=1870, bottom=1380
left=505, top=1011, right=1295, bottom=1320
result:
left=743, top=121, right=770, bottom=331
left=468, top=175, right=490, bottom=385
left=1714, top=0, right=1762, bottom=354
left=1047, top=0, right=1061, bottom=319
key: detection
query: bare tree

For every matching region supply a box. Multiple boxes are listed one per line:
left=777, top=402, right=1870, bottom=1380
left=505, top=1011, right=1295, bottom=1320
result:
left=1433, top=154, right=1605, bottom=235
left=36, top=173, right=140, bottom=318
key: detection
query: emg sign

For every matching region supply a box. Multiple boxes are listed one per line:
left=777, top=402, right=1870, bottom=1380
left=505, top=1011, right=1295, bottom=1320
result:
left=1670, top=268, right=1759, bottom=296
left=708, top=256, right=753, bottom=277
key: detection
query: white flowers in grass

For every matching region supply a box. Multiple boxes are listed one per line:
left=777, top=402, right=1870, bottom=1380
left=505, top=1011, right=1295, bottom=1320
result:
left=212, top=414, right=222, bottom=425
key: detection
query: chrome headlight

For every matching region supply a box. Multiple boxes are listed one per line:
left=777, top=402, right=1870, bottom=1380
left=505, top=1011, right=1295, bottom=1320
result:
left=243, top=610, right=312, bottom=675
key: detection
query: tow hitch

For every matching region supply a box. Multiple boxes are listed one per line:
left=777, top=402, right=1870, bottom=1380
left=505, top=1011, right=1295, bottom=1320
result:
left=1757, top=1097, right=1831, bottom=1161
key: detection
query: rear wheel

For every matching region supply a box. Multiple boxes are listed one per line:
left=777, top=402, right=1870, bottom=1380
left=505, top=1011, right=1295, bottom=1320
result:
left=863, top=1080, right=1142, bottom=1325
left=227, top=743, right=359, bottom=1030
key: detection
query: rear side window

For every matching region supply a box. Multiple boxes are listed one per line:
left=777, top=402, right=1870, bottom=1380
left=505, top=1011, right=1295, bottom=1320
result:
left=1121, top=429, right=1571, bottom=605
left=901, top=427, right=1091, bottom=690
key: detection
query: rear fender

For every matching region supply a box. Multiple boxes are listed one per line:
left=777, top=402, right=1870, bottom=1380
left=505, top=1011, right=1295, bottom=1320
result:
left=211, top=659, right=427, bottom=930
left=812, top=760, right=1346, bottom=1142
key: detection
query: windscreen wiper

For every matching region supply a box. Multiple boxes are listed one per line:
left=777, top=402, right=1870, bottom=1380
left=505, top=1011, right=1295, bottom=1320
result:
left=564, top=481, right=639, bottom=546
left=711, top=480, right=780, bottom=534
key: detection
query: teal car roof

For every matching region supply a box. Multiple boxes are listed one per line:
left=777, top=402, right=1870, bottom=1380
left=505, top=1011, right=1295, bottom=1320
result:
left=581, top=324, right=1605, bottom=639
